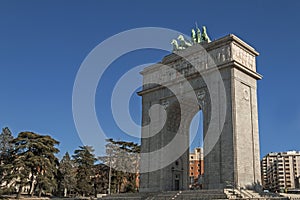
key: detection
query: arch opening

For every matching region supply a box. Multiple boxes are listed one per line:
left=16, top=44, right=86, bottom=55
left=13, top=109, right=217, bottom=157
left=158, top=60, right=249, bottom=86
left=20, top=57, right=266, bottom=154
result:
left=189, top=110, right=204, bottom=189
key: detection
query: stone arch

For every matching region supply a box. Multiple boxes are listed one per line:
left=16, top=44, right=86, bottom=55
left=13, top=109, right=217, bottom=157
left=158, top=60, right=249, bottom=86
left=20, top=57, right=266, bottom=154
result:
left=139, top=34, right=262, bottom=192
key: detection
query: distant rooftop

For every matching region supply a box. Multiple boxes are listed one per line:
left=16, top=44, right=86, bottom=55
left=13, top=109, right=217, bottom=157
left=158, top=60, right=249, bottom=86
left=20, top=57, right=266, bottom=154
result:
left=264, top=151, right=300, bottom=157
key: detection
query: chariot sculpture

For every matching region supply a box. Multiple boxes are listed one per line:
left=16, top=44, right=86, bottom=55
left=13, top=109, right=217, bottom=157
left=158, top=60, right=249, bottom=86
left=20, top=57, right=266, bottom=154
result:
left=172, top=25, right=211, bottom=51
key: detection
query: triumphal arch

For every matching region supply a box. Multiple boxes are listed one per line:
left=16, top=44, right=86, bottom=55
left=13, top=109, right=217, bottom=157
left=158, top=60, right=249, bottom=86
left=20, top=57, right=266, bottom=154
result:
left=138, top=27, right=262, bottom=192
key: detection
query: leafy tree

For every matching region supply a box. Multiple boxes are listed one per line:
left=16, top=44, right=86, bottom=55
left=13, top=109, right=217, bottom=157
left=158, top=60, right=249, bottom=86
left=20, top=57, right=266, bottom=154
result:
left=99, top=139, right=140, bottom=193
left=73, top=146, right=96, bottom=197
left=58, top=152, right=76, bottom=197
left=7, top=132, right=59, bottom=198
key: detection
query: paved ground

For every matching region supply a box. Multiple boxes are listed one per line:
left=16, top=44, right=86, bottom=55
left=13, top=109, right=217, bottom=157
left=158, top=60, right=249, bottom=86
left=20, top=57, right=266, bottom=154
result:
left=280, top=193, right=300, bottom=199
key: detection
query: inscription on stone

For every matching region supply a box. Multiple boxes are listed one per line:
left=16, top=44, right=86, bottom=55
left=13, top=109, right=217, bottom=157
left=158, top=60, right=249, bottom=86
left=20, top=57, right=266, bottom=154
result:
left=232, top=43, right=255, bottom=70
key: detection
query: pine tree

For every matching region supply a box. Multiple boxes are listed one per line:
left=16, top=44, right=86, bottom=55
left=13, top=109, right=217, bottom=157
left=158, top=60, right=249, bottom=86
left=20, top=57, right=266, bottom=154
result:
left=93, top=163, right=109, bottom=195
left=0, top=127, right=14, bottom=159
left=58, top=152, right=76, bottom=197
left=0, top=127, right=14, bottom=194
left=8, top=132, right=59, bottom=198
left=73, top=146, right=96, bottom=197
left=4, top=151, right=31, bottom=198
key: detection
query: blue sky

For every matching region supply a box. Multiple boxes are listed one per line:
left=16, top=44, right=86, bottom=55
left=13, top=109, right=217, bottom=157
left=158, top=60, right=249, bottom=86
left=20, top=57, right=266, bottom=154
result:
left=0, top=0, right=300, bottom=158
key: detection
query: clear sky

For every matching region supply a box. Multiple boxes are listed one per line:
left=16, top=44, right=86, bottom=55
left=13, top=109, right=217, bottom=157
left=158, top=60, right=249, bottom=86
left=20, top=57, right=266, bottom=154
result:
left=0, top=0, right=300, bottom=158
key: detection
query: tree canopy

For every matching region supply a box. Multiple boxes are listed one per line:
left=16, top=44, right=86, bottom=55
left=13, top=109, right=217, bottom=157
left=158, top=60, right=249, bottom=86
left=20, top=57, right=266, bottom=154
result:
left=73, top=146, right=96, bottom=197
left=0, top=127, right=141, bottom=198
left=58, top=152, right=76, bottom=197
left=99, top=139, right=140, bottom=193
left=8, top=131, right=59, bottom=198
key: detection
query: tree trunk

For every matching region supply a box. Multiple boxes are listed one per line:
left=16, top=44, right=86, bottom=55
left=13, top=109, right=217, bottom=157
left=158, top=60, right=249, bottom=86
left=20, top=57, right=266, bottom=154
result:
left=94, top=186, right=97, bottom=198
left=31, top=183, right=37, bottom=197
left=117, top=181, right=120, bottom=194
left=28, top=182, right=32, bottom=195
left=16, top=186, right=22, bottom=199
left=28, top=175, right=35, bottom=196
left=38, top=189, right=42, bottom=198
left=64, top=187, right=67, bottom=197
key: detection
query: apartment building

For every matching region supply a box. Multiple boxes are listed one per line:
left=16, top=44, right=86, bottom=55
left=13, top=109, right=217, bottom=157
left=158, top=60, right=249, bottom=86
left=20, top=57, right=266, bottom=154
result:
left=261, top=151, right=300, bottom=192
left=189, top=147, right=204, bottom=189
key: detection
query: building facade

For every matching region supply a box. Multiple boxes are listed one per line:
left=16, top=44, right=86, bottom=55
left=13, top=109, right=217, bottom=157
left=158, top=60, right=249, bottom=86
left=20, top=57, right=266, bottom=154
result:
left=189, top=147, right=204, bottom=189
left=261, top=151, right=300, bottom=192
